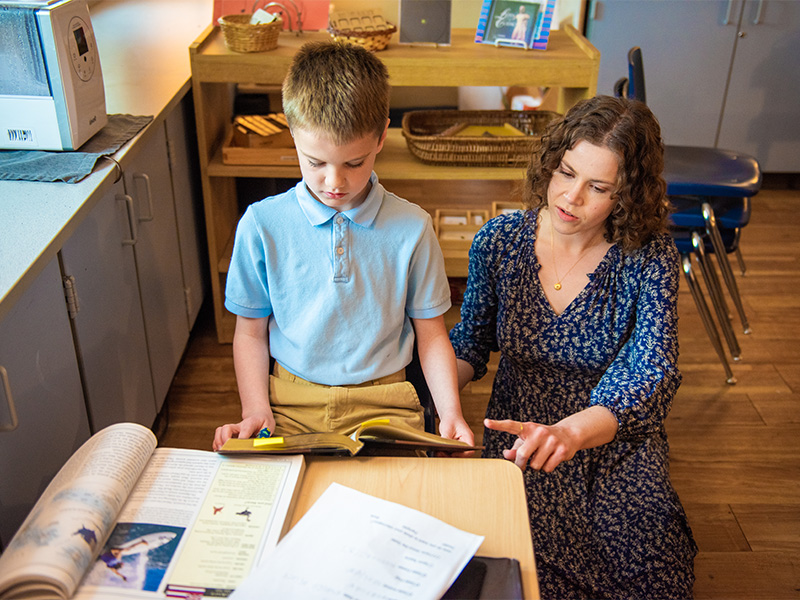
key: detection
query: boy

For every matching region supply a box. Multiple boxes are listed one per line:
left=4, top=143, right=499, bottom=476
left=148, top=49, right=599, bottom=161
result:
left=213, top=41, right=473, bottom=450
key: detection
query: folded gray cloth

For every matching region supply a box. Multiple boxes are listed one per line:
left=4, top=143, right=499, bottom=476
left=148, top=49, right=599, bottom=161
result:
left=0, top=114, right=153, bottom=184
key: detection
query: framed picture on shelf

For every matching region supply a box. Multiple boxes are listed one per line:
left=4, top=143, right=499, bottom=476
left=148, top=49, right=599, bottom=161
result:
left=474, top=0, right=557, bottom=51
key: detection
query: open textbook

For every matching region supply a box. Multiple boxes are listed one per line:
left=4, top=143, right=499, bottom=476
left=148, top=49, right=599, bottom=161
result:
left=219, top=418, right=483, bottom=456
left=0, top=422, right=305, bottom=600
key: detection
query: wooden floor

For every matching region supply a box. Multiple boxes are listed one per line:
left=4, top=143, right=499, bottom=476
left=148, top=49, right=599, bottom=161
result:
left=159, top=185, right=800, bottom=599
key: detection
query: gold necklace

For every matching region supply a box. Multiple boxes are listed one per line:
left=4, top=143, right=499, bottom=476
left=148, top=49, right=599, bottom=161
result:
left=549, top=216, right=593, bottom=291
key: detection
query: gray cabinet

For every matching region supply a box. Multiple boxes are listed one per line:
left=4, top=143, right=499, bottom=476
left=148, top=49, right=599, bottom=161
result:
left=60, top=179, right=157, bottom=431
left=123, top=121, right=191, bottom=408
left=165, top=97, right=207, bottom=329
left=58, top=96, right=206, bottom=433
left=0, top=258, right=91, bottom=547
left=0, top=94, right=206, bottom=548
left=715, top=0, right=800, bottom=172
left=586, top=0, right=800, bottom=172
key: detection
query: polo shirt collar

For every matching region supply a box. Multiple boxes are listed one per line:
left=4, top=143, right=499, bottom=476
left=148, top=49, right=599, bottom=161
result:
left=296, top=172, right=382, bottom=227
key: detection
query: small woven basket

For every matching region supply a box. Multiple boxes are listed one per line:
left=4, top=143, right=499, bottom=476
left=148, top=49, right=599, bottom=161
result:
left=328, top=11, right=396, bottom=52
left=218, top=14, right=282, bottom=53
left=402, top=110, right=561, bottom=167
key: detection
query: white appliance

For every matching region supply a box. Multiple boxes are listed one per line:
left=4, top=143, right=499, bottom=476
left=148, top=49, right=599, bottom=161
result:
left=0, top=0, right=107, bottom=151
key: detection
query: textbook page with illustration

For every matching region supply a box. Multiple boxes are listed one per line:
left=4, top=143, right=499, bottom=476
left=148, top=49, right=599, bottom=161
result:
left=0, top=422, right=305, bottom=600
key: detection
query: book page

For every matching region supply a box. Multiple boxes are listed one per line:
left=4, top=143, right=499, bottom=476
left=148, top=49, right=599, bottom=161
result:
left=231, top=483, right=484, bottom=600
left=75, top=450, right=304, bottom=599
left=0, top=422, right=157, bottom=599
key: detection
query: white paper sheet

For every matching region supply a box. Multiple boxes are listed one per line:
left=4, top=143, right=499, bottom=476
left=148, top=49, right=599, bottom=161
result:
left=231, top=483, right=484, bottom=600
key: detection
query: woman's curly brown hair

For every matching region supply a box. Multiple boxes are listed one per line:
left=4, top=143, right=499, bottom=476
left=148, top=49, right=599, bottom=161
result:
left=523, top=95, right=670, bottom=253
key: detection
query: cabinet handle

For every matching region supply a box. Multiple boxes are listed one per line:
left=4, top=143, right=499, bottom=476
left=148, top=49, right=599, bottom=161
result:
left=0, top=366, right=19, bottom=432
left=134, top=172, right=155, bottom=222
left=119, top=193, right=138, bottom=245
left=752, top=0, right=764, bottom=24
left=723, top=0, right=735, bottom=24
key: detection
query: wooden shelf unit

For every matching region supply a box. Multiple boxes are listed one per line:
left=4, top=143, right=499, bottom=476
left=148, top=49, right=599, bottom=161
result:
left=189, top=26, right=599, bottom=343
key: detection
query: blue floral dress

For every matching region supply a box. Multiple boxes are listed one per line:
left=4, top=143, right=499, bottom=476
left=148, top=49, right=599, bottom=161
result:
left=450, top=210, right=697, bottom=600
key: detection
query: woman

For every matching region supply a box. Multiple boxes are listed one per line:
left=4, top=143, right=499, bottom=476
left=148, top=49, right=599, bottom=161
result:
left=450, top=96, right=697, bottom=599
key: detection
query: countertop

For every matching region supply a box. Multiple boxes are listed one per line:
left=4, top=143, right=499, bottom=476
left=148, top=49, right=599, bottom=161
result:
left=0, top=0, right=213, bottom=322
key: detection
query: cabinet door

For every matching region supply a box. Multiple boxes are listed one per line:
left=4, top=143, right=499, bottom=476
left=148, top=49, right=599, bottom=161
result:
left=716, top=0, right=800, bottom=171
left=60, top=179, right=157, bottom=431
left=124, top=123, right=190, bottom=409
left=585, top=0, right=738, bottom=146
left=165, top=94, right=207, bottom=329
left=0, top=258, right=91, bottom=547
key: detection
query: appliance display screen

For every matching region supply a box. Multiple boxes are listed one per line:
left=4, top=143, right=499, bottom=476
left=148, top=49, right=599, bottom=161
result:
left=73, top=25, right=89, bottom=56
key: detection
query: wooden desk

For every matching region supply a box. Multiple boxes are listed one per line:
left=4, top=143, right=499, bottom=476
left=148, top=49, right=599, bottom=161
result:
left=290, top=456, right=539, bottom=599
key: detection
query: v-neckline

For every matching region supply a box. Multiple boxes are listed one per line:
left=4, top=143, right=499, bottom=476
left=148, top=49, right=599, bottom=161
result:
left=529, top=209, right=615, bottom=317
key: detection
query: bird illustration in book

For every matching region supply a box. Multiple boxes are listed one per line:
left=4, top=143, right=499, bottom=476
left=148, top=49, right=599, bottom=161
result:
left=213, top=506, right=224, bottom=515
left=236, top=508, right=252, bottom=522
left=73, top=525, right=98, bottom=547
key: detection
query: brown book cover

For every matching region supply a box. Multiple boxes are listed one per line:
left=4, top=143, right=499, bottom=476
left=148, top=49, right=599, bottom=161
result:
left=218, top=418, right=482, bottom=456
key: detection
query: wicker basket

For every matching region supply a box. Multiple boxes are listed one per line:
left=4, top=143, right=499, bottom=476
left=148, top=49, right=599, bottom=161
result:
left=218, top=14, right=282, bottom=53
left=328, top=10, right=396, bottom=52
left=402, top=110, right=560, bottom=167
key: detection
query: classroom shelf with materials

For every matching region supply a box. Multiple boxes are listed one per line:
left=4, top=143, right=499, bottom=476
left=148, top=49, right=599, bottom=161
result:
left=189, top=26, right=600, bottom=343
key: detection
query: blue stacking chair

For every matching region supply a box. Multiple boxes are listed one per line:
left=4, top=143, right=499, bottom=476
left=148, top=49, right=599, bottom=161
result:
left=615, top=47, right=762, bottom=383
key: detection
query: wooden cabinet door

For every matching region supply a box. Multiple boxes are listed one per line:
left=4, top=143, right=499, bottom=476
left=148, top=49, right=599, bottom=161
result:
left=60, top=179, right=157, bottom=431
left=124, top=123, right=190, bottom=409
left=0, top=258, right=91, bottom=548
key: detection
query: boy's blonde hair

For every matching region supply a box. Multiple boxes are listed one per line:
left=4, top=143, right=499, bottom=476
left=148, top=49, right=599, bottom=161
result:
left=282, top=41, right=390, bottom=145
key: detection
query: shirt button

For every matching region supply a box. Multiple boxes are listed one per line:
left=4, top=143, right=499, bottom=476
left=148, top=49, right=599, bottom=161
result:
left=336, top=216, right=344, bottom=224
left=336, top=247, right=344, bottom=255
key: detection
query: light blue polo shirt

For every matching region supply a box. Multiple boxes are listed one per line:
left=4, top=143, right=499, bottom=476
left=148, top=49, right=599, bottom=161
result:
left=225, top=173, right=451, bottom=386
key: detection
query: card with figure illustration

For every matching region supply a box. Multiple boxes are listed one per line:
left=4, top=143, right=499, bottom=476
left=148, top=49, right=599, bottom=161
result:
left=474, top=0, right=557, bottom=51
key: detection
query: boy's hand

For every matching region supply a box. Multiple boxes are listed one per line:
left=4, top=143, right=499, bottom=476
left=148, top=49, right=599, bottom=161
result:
left=437, top=416, right=476, bottom=457
left=213, top=413, right=276, bottom=452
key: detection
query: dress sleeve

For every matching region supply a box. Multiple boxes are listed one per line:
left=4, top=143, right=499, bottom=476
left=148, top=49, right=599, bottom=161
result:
left=589, top=234, right=683, bottom=440
left=449, top=216, right=508, bottom=380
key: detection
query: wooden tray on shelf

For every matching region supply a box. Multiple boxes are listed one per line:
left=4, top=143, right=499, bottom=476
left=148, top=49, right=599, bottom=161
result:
left=434, top=209, right=489, bottom=277
left=221, top=128, right=298, bottom=166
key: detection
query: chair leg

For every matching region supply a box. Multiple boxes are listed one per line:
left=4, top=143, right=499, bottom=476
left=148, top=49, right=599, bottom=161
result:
left=681, top=254, right=737, bottom=385
left=735, top=246, right=747, bottom=276
left=692, top=231, right=742, bottom=361
left=703, top=202, right=751, bottom=334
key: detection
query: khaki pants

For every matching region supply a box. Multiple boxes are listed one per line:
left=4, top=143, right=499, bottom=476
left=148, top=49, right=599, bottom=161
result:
left=269, top=363, right=425, bottom=436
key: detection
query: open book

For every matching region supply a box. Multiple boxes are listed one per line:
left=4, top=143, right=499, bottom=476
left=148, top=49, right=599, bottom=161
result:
left=218, top=418, right=483, bottom=456
left=0, top=422, right=305, bottom=600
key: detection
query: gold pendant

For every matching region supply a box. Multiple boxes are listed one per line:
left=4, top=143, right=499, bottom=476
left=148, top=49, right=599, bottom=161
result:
left=554, top=282, right=562, bottom=291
